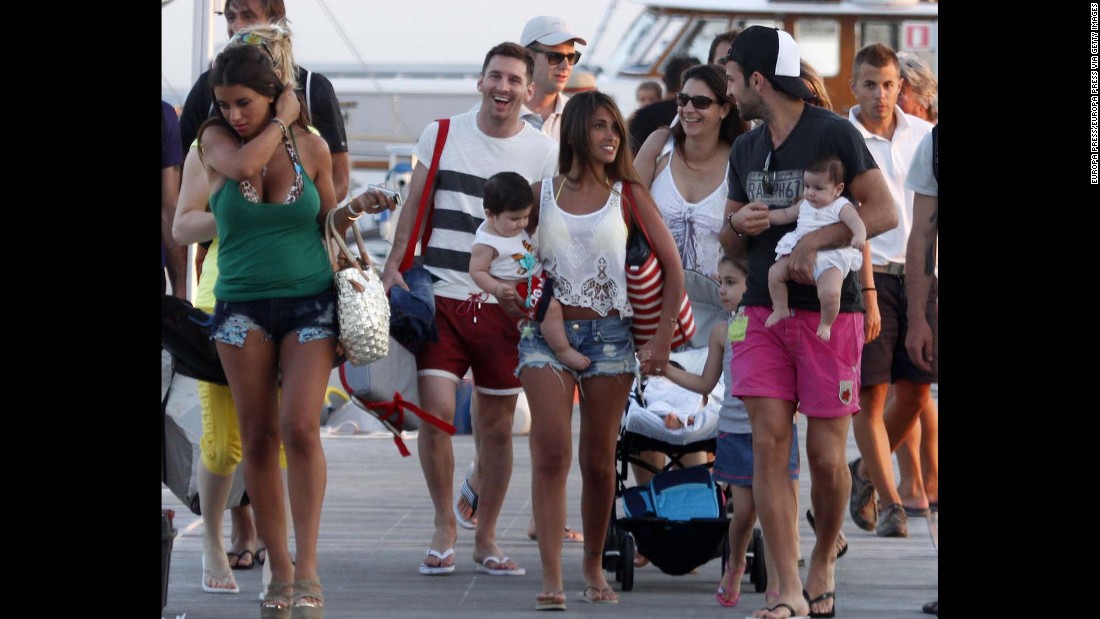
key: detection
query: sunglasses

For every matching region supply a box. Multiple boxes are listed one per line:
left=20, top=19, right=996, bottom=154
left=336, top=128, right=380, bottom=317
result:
left=530, top=47, right=582, bottom=66
left=675, top=92, right=721, bottom=110
left=233, top=31, right=274, bottom=61
left=762, top=150, right=776, bottom=195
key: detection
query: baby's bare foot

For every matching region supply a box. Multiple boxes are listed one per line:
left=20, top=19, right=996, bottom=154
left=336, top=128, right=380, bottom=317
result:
left=664, top=414, right=684, bottom=430
left=765, top=309, right=789, bottom=328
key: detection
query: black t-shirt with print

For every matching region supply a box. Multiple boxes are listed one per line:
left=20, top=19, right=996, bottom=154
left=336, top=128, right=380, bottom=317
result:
left=727, top=104, right=878, bottom=313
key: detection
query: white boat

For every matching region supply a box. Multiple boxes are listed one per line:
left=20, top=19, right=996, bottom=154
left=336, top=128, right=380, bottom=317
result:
left=166, top=0, right=938, bottom=182
left=588, top=0, right=939, bottom=117
left=326, top=0, right=938, bottom=169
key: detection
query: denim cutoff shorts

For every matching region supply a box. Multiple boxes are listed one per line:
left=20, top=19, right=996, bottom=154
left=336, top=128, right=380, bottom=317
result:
left=516, top=315, right=638, bottom=380
left=211, top=288, right=337, bottom=348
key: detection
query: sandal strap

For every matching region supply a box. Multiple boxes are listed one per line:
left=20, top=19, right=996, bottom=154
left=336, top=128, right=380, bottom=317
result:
left=262, top=582, right=293, bottom=608
left=459, top=479, right=479, bottom=508
left=293, top=579, right=325, bottom=606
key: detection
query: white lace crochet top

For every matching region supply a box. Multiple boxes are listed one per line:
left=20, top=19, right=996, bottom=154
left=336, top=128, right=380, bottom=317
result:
left=535, top=178, right=633, bottom=317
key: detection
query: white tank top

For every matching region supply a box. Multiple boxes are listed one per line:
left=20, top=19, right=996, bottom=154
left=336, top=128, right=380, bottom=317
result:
left=648, top=148, right=729, bottom=277
left=536, top=178, right=632, bottom=317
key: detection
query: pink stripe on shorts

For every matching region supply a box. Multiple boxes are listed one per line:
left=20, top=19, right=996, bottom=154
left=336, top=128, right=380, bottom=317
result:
left=730, top=305, right=863, bottom=418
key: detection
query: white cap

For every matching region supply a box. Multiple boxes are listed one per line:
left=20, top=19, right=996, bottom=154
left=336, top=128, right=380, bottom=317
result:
left=520, top=16, right=587, bottom=47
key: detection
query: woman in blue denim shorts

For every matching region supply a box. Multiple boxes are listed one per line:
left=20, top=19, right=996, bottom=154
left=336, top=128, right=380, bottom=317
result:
left=193, top=40, right=396, bottom=618
left=518, top=91, right=686, bottom=610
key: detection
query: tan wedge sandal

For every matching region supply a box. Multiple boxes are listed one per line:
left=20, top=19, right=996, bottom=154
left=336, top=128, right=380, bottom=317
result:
left=291, top=579, right=324, bottom=619
left=260, top=582, right=293, bottom=619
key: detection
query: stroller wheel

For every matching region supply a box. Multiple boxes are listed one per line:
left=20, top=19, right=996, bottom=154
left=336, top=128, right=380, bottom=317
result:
left=621, top=533, right=635, bottom=591
left=750, top=527, right=767, bottom=593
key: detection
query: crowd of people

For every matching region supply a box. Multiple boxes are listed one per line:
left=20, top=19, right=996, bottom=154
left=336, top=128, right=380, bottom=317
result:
left=161, top=6, right=939, bottom=617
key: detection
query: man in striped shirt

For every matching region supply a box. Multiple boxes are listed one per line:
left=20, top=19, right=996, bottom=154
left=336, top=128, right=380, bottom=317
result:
left=381, top=42, right=558, bottom=576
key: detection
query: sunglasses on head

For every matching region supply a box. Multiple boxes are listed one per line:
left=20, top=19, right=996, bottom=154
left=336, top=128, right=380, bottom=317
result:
left=233, top=31, right=274, bottom=61
left=530, top=47, right=582, bottom=66
left=675, top=92, right=720, bottom=110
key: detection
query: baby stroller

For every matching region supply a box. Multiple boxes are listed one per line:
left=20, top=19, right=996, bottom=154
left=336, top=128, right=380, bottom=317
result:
left=601, top=270, right=766, bottom=593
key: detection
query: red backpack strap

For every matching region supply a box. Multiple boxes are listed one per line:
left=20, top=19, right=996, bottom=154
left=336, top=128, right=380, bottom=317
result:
left=400, top=118, right=450, bottom=272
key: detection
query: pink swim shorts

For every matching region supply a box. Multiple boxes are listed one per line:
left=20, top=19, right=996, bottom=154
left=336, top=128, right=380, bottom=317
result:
left=729, top=305, right=863, bottom=418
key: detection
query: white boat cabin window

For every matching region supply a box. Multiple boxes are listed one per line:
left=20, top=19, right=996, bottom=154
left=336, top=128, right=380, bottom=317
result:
left=675, top=17, right=735, bottom=64
left=613, top=12, right=690, bottom=75
left=860, top=20, right=937, bottom=75
left=795, top=19, right=841, bottom=78
left=861, top=21, right=898, bottom=51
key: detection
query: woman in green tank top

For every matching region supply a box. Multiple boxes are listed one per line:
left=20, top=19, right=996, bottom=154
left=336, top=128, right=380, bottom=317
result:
left=189, top=41, right=396, bottom=619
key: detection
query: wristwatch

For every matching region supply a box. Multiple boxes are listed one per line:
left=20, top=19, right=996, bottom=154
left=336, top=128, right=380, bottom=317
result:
left=727, top=213, right=744, bottom=237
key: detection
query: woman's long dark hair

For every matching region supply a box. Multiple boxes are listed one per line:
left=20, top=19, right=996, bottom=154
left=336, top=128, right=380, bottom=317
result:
left=559, top=90, right=640, bottom=187
left=197, top=44, right=309, bottom=146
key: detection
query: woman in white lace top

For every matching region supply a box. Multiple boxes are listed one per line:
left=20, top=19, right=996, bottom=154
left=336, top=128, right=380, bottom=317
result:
left=634, top=63, right=748, bottom=278
left=518, top=91, right=685, bottom=610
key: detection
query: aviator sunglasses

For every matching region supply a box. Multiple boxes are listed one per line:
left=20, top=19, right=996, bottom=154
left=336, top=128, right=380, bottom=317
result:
left=529, top=47, right=582, bottom=66
left=675, top=92, right=720, bottom=110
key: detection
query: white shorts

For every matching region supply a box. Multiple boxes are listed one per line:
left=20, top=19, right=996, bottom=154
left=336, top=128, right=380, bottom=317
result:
left=813, top=247, right=863, bottom=281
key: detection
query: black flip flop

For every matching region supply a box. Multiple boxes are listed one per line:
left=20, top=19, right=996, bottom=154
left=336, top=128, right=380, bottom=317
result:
left=803, top=590, right=836, bottom=618
left=226, top=549, right=255, bottom=570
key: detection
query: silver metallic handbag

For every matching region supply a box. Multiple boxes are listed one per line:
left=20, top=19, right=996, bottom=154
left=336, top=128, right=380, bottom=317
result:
left=325, top=209, right=390, bottom=366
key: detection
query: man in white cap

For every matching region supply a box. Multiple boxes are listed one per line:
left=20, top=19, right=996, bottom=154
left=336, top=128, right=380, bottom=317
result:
left=719, top=26, right=896, bottom=619
left=519, top=15, right=587, bottom=139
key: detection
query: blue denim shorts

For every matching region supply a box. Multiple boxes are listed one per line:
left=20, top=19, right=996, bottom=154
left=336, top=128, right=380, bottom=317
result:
left=211, top=289, right=337, bottom=348
left=711, top=427, right=800, bottom=487
left=516, top=315, right=638, bottom=380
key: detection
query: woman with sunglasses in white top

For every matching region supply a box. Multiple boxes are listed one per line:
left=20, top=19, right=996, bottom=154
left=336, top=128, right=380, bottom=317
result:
left=634, top=63, right=749, bottom=281
left=627, top=63, right=749, bottom=525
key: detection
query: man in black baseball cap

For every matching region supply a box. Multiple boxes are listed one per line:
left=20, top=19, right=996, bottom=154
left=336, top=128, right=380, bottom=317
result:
left=719, top=24, right=897, bottom=619
left=725, top=25, right=814, bottom=101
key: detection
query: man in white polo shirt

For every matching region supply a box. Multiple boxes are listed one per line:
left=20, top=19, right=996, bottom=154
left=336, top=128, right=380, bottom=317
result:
left=845, top=42, right=935, bottom=539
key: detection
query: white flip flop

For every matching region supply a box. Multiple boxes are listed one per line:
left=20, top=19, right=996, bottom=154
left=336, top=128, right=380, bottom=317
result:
left=475, top=555, right=526, bottom=576
left=201, top=553, right=240, bottom=594
left=419, top=548, right=456, bottom=575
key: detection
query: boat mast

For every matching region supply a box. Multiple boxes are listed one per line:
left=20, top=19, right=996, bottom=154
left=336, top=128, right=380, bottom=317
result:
left=192, top=0, right=217, bottom=84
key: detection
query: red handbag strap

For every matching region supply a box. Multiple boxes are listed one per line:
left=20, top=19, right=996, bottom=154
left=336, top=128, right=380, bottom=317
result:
left=399, top=118, right=450, bottom=272
left=363, top=391, right=457, bottom=457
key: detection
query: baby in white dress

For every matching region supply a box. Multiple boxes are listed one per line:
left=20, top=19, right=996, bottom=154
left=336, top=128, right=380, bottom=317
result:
left=765, top=154, right=866, bottom=341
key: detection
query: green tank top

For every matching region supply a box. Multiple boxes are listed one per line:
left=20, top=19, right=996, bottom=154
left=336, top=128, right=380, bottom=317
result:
left=210, top=135, right=332, bottom=302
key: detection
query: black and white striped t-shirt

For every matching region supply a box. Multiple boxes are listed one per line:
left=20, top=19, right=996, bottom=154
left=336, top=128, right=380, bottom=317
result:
left=412, top=111, right=559, bottom=301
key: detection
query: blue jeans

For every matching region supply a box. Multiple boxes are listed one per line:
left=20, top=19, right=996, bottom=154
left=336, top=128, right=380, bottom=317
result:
left=389, top=265, right=438, bottom=353
left=516, top=315, right=638, bottom=380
